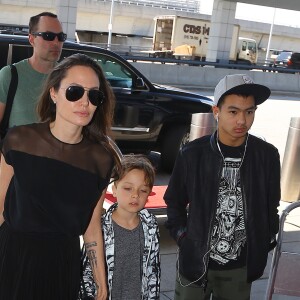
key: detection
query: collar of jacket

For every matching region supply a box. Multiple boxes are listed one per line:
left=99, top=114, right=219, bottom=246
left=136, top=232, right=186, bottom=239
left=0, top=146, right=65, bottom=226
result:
left=210, top=130, right=222, bottom=155
left=103, top=202, right=157, bottom=229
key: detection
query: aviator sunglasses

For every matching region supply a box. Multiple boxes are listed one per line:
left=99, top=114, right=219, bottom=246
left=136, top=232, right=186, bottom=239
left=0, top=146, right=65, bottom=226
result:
left=31, top=31, right=67, bottom=42
left=61, top=85, right=105, bottom=106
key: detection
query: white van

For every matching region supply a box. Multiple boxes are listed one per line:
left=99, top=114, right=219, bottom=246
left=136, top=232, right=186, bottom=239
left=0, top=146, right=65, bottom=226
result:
left=237, top=37, right=258, bottom=64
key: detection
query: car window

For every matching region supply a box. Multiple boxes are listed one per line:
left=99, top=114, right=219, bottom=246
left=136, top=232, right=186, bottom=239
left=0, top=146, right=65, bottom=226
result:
left=0, top=43, right=9, bottom=68
left=3, top=44, right=33, bottom=66
left=291, top=53, right=300, bottom=61
left=242, top=41, right=247, bottom=51
left=248, top=41, right=256, bottom=53
left=12, top=44, right=33, bottom=63
left=277, top=51, right=292, bottom=60
left=61, top=48, right=133, bottom=89
left=4, top=40, right=140, bottom=91
left=272, top=50, right=281, bottom=56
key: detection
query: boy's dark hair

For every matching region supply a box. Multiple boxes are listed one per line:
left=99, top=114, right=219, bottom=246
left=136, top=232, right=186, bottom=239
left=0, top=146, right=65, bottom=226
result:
left=113, top=155, right=155, bottom=188
left=29, top=12, right=58, bottom=33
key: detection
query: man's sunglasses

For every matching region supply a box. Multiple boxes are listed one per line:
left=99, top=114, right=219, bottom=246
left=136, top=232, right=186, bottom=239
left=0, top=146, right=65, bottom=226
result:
left=61, top=85, right=105, bottom=106
left=32, top=31, right=67, bottom=42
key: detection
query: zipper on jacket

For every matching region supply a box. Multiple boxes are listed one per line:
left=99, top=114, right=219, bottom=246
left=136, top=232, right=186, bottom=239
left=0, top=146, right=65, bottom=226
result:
left=202, top=157, right=224, bottom=287
left=240, top=169, right=249, bottom=278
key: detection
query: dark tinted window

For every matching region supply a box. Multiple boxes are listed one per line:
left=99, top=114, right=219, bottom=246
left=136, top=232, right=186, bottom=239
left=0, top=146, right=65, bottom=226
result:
left=291, top=53, right=300, bottom=61
left=12, top=44, right=33, bottom=63
left=0, top=42, right=9, bottom=68
left=0, top=43, right=32, bottom=67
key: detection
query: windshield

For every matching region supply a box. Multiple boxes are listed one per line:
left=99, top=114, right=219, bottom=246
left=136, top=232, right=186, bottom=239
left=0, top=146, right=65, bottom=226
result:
left=277, top=52, right=292, bottom=60
left=248, top=42, right=256, bottom=52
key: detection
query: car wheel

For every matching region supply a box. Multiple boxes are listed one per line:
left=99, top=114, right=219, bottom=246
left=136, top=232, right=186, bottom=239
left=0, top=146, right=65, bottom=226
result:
left=160, top=125, right=190, bottom=172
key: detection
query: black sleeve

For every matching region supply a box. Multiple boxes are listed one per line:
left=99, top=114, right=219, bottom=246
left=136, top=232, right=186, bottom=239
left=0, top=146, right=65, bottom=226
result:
left=164, top=148, right=189, bottom=244
left=268, top=148, right=281, bottom=241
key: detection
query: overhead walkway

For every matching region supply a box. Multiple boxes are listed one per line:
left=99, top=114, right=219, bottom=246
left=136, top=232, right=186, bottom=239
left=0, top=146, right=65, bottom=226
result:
left=95, top=0, right=200, bottom=13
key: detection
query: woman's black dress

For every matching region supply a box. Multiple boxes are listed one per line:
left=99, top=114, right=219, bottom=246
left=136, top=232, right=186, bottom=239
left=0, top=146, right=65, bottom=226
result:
left=0, top=122, right=113, bottom=300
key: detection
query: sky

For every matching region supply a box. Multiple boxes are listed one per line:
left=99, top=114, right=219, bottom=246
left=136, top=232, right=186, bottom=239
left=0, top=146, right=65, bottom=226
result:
left=198, top=0, right=300, bottom=28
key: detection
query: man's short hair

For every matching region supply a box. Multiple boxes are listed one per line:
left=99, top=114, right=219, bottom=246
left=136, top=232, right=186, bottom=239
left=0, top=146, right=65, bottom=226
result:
left=29, top=12, right=58, bottom=34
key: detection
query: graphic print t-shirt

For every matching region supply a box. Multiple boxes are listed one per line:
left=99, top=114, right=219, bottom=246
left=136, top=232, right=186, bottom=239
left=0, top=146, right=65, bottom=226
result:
left=209, top=141, right=247, bottom=270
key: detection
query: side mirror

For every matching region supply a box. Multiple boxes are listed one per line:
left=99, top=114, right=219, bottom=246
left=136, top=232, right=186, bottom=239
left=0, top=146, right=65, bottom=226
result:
left=135, top=77, right=145, bottom=89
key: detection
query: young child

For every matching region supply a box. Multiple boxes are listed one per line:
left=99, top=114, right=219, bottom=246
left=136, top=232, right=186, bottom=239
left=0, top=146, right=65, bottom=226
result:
left=80, top=155, right=161, bottom=300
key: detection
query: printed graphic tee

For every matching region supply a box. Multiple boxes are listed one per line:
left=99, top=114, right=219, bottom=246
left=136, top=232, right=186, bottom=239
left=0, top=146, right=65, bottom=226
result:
left=209, top=141, right=247, bottom=269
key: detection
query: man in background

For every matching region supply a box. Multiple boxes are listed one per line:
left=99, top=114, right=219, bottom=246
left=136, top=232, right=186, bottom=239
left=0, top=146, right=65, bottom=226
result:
left=0, top=11, right=66, bottom=127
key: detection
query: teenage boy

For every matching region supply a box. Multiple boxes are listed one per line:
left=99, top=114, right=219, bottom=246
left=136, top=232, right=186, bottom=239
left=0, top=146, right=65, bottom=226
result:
left=164, top=74, right=281, bottom=300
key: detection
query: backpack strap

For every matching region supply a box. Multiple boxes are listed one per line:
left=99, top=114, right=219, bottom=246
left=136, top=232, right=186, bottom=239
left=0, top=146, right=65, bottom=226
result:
left=0, top=64, right=18, bottom=139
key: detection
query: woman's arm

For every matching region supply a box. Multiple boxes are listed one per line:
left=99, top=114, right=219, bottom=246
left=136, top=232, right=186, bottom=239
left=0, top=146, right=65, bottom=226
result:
left=0, top=154, right=14, bottom=226
left=83, top=190, right=107, bottom=300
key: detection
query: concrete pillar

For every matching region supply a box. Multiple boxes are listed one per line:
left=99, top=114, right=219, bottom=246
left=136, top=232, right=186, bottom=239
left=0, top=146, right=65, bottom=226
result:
left=206, top=0, right=237, bottom=63
left=55, top=0, right=78, bottom=41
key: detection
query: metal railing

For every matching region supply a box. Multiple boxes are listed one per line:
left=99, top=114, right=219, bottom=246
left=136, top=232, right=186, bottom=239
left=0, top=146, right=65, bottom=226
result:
left=121, top=54, right=300, bottom=73
left=95, top=0, right=200, bottom=13
left=76, top=41, right=300, bottom=73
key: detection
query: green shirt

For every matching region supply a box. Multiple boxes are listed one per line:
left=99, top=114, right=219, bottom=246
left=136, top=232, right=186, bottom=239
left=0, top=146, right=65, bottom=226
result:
left=0, top=59, right=48, bottom=127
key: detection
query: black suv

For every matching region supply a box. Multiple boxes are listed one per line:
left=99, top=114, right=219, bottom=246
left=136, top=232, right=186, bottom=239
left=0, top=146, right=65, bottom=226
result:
left=0, top=34, right=213, bottom=171
left=287, top=52, right=300, bottom=72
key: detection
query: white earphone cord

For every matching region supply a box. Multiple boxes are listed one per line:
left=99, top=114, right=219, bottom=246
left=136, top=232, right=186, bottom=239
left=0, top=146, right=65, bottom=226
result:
left=177, top=238, right=220, bottom=287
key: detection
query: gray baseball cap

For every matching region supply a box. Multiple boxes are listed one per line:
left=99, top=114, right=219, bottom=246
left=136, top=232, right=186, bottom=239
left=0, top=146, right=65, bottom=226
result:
left=213, top=74, right=271, bottom=106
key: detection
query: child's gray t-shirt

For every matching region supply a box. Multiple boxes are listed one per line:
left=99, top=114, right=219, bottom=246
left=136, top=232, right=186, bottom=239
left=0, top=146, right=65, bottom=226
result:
left=111, top=220, right=144, bottom=299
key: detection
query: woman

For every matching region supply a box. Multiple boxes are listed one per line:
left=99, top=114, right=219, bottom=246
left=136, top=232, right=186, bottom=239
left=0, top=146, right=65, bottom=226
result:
left=0, top=53, right=120, bottom=300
